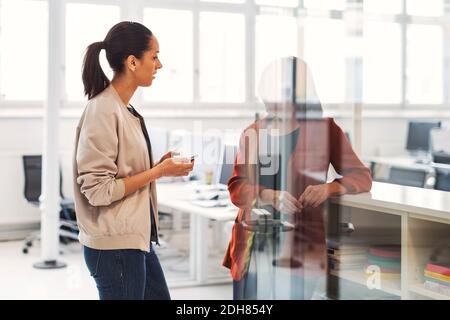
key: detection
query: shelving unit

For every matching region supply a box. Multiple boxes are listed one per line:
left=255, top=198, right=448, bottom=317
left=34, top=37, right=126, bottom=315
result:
left=330, top=269, right=401, bottom=297
left=329, top=182, right=450, bottom=300
left=409, top=283, right=450, bottom=300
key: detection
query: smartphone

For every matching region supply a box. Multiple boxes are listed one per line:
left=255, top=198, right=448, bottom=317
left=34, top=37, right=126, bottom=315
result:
left=190, top=154, right=198, bottom=162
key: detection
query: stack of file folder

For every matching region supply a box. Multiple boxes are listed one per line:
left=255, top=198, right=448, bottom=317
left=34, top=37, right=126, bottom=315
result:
left=327, top=239, right=368, bottom=272
left=365, top=245, right=401, bottom=280
left=423, top=262, right=450, bottom=296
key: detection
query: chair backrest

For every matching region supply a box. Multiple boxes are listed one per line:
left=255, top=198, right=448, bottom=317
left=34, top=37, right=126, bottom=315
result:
left=435, top=166, right=450, bottom=192
left=22, top=155, right=64, bottom=204
left=388, top=166, right=428, bottom=188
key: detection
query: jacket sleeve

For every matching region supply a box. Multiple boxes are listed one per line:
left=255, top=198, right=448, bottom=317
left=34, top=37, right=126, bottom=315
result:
left=228, top=127, right=265, bottom=209
left=329, top=118, right=372, bottom=194
left=76, top=101, right=125, bottom=207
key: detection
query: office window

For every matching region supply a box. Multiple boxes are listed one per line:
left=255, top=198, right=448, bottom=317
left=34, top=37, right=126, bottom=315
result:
left=199, top=12, right=245, bottom=102
left=144, top=9, right=193, bottom=102
left=407, top=0, right=443, bottom=17
left=304, top=17, right=346, bottom=103
left=255, top=14, right=297, bottom=99
left=0, top=0, right=48, bottom=101
left=363, top=22, right=401, bottom=104
left=363, top=0, right=402, bottom=15
left=406, top=24, right=443, bottom=104
left=201, top=0, right=245, bottom=3
left=303, top=0, right=346, bottom=11
left=65, top=3, right=120, bottom=101
left=255, top=0, right=298, bottom=8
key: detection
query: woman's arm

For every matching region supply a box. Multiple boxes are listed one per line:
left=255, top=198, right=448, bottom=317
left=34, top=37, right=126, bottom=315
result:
left=298, top=118, right=372, bottom=208
left=122, top=150, right=181, bottom=197
left=76, top=101, right=193, bottom=206
left=228, top=126, right=265, bottom=209
left=298, top=181, right=346, bottom=208
left=123, top=158, right=193, bottom=197
left=76, top=104, right=125, bottom=207
left=228, top=164, right=264, bottom=209
left=123, top=167, right=162, bottom=197
left=328, top=118, right=372, bottom=194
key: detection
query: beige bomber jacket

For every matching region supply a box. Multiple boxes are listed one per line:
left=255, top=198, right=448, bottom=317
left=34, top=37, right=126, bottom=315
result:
left=72, top=85, right=158, bottom=252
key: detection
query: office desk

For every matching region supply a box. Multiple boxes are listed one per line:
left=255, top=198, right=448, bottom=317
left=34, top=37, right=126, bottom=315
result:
left=330, top=181, right=450, bottom=300
left=156, top=182, right=237, bottom=286
left=365, top=156, right=432, bottom=170
left=366, top=155, right=450, bottom=172
left=157, top=180, right=450, bottom=299
left=365, top=155, right=450, bottom=189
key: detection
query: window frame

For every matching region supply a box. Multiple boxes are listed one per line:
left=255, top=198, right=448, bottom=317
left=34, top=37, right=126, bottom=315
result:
left=1, top=0, right=450, bottom=114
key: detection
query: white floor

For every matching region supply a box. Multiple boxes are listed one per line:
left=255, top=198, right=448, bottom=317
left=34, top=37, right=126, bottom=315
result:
left=0, top=240, right=232, bottom=300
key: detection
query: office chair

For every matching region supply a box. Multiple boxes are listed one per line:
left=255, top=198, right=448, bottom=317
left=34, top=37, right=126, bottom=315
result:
left=22, top=155, right=79, bottom=254
left=434, top=166, right=450, bottom=192
left=387, top=166, right=427, bottom=188
left=371, top=162, right=435, bottom=189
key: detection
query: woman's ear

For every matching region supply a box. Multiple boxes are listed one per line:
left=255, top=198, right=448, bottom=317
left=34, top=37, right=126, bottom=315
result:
left=126, top=55, right=137, bottom=72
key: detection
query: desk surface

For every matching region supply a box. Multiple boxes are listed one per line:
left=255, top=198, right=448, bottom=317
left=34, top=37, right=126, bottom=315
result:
left=157, top=181, right=450, bottom=222
left=365, top=156, right=433, bottom=171
left=333, top=181, right=450, bottom=220
left=156, top=182, right=237, bottom=221
left=366, top=155, right=450, bottom=171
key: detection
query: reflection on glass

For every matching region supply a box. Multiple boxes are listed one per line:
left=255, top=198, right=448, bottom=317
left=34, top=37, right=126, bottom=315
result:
left=66, top=3, right=119, bottom=101
left=255, top=15, right=297, bottom=100
left=225, top=57, right=372, bottom=300
left=0, top=0, right=48, bottom=100
left=143, top=9, right=193, bottom=102
left=304, top=17, right=346, bottom=104
left=363, top=0, right=403, bottom=15
left=201, top=0, right=245, bottom=3
left=363, top=22, right=401, bottom=104
left=407, top=0, right=443, bottom=17
left=256, top=0, right=298, bottom=8
left=303, top=0, right=346, bottom=11
left=199, top=12, right=245, bottom=102
left=406, top=24, right=443, bottom=104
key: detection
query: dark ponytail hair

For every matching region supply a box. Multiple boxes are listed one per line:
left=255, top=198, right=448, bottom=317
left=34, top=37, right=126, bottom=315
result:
left=82, top=21, right=153, bottom=100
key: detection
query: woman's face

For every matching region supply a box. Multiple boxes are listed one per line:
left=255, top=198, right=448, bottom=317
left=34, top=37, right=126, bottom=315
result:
left=135, top=35, right=162, bottom=87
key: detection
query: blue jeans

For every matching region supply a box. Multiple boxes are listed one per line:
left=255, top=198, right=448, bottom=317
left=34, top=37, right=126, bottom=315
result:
left=83, top=244, right=171, bottom=300
left=233, top=273, right=257, bottom=300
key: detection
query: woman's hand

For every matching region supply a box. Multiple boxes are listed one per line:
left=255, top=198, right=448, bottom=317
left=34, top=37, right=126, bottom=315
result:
left=298, top=184, right=330, bottom=208
left=260, top=189, right=302, bottom=214
left=156, top=157, right=194, bottom=178
left=155, top=150, right=179, bottom=166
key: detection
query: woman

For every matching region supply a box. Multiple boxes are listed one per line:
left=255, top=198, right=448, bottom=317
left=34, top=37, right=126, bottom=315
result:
left=223, top=57, right=372, bottom=299
left=72, top=21, right=194, bottom=300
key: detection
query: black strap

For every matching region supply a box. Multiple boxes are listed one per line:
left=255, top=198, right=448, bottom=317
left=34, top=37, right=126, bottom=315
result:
left=127, top=105, right=154, bottom=167
left=127, top=104, right=159, bottom=245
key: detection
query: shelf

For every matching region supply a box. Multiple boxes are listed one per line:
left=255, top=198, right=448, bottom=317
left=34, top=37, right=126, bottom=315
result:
left=330, top=269, right=401, bottom=297
left=409, top=284, right=450, bottom=300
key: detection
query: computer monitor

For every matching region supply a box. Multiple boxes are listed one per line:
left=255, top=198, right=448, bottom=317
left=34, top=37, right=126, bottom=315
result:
left=216, top=145, right=238, bottom=187
left=406, top=121, right=441, bottom=153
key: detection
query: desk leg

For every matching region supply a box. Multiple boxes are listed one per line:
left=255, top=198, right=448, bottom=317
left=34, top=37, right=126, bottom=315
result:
left=173, top=212, right=183, bottom=232
left=193, top=215, right=209, bottom=284
left=189, top=213, right=196, bottom=281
